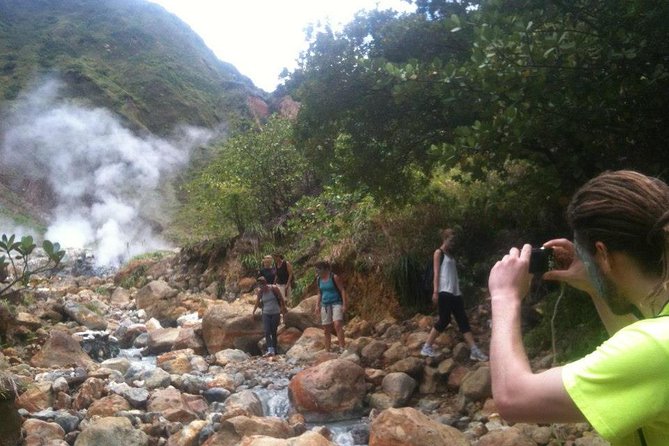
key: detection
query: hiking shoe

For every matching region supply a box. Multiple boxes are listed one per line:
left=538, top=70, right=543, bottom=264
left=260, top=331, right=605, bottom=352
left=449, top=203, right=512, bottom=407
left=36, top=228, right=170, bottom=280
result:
left=263, top=347, right=276, bottom=357
left=420, top=344, right=437, bottom=357
left=470, top=346, right=488, bottom=362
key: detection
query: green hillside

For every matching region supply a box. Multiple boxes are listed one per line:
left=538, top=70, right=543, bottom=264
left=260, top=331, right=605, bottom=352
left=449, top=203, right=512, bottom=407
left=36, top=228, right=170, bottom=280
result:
left=0, top=0, right=260, bottom=135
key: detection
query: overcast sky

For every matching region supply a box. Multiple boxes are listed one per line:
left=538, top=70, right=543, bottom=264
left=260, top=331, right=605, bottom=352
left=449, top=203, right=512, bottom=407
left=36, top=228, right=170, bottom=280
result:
left=148, top=0, right=415, bottom=91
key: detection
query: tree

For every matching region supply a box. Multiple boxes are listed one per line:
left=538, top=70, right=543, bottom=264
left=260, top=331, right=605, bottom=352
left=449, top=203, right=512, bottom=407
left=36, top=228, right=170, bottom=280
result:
left=180, top=117, right=312, bottom=237
left=287, top=3, right=478, bottom=200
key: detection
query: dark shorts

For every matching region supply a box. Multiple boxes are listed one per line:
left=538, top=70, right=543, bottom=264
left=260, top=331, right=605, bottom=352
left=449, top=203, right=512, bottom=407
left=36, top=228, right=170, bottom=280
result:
left=434, top=291, right=471, bottom=334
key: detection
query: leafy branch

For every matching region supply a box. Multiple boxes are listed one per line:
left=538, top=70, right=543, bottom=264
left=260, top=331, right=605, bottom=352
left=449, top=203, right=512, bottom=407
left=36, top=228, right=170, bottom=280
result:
left=0, top=234, right=66, bottom=297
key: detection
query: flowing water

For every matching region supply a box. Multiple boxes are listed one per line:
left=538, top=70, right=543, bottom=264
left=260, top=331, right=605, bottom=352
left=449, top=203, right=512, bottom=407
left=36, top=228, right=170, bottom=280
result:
left=117, top=345, right=370, bottom=445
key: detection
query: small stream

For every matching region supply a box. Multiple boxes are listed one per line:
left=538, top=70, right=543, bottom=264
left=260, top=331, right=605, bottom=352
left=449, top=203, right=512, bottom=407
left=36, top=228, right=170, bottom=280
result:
left=116, top=344, right=370, bottom=445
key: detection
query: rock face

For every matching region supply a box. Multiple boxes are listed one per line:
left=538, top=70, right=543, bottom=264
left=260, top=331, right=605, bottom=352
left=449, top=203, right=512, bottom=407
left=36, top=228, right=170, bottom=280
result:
left=369, top=407, right=471, bottom=446
left=288, top=358, right=366, bottom=422
left=201, top=303, right=264, bottom=354
left=30, top=330, right=94, bottom=368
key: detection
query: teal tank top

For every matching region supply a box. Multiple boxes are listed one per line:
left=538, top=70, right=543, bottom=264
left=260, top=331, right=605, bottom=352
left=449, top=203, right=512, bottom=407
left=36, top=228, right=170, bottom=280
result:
left=318, top=275, right=342, bottom=306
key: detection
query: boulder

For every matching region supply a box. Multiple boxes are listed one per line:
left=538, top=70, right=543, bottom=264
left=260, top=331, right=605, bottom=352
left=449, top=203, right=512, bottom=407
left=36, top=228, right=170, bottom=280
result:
left=369, top=407, right=470, bottom=446
left=30, top=330, right=95, bottom=368
left=135, top=280, right=182, bottom=325
left=288, top=358, right=366, bottom=422
left=202, top=303, right=264, bottom=354
left=146, top=327, right=181, bottom=355
left=459, top=366, right=492, bottom=402
left=22, top=418, right=65, bottom=446
left=285, top=327, right=326, bottom=361
left=74, top=416, right=148, bottom=446
left=238, top=431, right=335, bottom=446
left=283, top=295, right=320, bottom=330
left=476, top=426, right=536, bottom=446
left=381, top=372, right=416, bottom=407
left=63, top=301, right=108, bottom=330
left=227, top=415, right=294, bottom=439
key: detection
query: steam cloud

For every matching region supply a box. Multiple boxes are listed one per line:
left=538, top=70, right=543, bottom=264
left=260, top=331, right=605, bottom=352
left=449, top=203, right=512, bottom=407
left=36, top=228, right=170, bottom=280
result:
left=1, top=78, right=212, bottom=266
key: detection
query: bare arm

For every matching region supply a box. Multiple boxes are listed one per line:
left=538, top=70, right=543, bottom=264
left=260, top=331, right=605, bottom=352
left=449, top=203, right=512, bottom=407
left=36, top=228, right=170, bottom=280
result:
left=334, top=274, right=347, bottom=310
left=286, top=261, right=293, bottom=287
left=489, top=244, right=585, bottom=423
left=542, top=238, right=637, bottom=335
left=432, top=249, right=441, bottom=304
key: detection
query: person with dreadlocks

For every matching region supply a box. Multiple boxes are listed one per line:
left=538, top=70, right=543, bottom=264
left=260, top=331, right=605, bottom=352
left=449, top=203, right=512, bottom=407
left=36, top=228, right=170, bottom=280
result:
left=488, top=170, right=669, bottom=446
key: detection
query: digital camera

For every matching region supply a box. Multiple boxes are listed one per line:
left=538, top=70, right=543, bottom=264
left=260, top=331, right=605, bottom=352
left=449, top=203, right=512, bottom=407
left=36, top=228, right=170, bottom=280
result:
left=529, top=247, right=554, bottom=274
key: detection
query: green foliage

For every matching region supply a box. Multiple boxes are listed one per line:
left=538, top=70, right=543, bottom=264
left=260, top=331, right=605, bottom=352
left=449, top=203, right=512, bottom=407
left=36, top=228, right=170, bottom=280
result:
left=524, top=286, right=609, bottom=363
left=0, top=233, right=65, bottom=298
left=288, top=4, right=477, bottom=199
left=389, top=254, right=431, bottom=314
left=0, top=0, right=257, bottom=135
left=179, top=117, right=313, bottom=238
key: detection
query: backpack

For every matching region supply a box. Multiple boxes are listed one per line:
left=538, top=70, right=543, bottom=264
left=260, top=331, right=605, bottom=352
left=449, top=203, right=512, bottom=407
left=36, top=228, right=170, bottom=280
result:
left=422, top=249, right=445, bottom=295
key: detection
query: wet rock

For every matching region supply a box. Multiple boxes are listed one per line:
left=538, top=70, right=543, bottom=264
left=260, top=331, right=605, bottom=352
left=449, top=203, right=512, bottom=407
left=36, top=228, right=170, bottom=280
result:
left=288, top=358, right=366, bottom=422
left=369, top=407, right=470, bottom=446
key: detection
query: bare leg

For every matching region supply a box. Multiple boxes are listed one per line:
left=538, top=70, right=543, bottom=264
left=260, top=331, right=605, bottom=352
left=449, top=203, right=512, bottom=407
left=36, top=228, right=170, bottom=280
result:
left=425, top=327, right=439, bottom=347
left=463, top=331, right=476, bottom=348
left=323, top=324, right=332, bottom=351
left=333, top=320, right=345, bottom=349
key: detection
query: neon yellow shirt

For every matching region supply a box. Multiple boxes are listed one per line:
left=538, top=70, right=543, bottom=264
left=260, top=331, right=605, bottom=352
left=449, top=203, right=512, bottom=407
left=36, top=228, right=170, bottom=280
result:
left=562, top=305, right=669, bottom=446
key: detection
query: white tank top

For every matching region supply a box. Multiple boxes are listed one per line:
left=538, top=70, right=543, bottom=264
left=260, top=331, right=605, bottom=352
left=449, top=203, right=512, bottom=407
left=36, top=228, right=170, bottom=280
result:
left=438, top=252, right=461, bottom=296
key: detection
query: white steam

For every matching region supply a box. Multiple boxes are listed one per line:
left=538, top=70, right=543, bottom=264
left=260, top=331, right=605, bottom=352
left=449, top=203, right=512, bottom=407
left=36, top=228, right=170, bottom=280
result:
left=1, top=78, right=212, bottom=266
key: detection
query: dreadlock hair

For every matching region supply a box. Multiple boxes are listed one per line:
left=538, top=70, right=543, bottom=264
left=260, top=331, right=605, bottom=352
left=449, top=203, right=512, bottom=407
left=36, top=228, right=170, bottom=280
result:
left=567, top=170, right=669, bottom=290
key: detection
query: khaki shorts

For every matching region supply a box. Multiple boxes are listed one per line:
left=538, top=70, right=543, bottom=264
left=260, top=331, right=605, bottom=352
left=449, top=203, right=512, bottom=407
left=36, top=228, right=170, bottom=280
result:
left=321, top=304, right=344, bottom=325
left=277, top=284, right=290, bottom=301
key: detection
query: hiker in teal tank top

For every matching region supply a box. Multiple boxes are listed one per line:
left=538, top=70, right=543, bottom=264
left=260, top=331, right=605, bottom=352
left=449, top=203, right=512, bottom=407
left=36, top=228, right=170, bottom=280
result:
left=314, top=260, right=348, bottom=353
